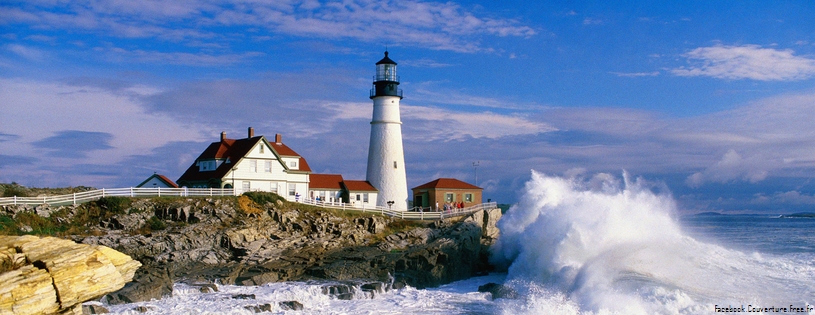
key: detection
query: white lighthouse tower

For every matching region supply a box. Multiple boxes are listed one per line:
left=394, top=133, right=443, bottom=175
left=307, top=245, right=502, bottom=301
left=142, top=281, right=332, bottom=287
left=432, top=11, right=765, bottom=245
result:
left=366, top=51, right=408, bottom=210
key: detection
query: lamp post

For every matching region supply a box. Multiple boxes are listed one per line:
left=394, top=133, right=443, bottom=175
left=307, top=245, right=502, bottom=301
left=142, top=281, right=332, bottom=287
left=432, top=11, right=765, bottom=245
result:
left=231, top=166, right=238, bottom=195
left=387, top=200, right=394, bottom=210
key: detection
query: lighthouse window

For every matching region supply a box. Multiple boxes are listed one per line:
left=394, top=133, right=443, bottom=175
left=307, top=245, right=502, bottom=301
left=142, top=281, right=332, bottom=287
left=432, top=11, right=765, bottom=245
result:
left=393, top=161, right=397, bottom=169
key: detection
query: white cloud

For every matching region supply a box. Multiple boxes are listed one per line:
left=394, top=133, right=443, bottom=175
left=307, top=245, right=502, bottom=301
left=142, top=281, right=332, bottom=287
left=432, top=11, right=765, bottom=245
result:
left=313, top=101, right=553, bottom=141
left=671, top=44, right=815, bottom=81
left=2, top=0, right=535, bottom=53
left=5, top=44, right=46, bottom=61
left=0, top=78, right=207, bottom=165
left=98, top=46, right=265, bottom=65
left=610, top=71, right=660, bottom=77
left=685, top=149, right=769, bottom=188
left=751, top=190, right=815, bottom=206
left=402, top=105, right=555, bottom=141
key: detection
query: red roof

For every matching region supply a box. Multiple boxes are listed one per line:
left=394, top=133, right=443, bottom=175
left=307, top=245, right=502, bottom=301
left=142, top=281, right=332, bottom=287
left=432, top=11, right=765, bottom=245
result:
left=412, top=178, right=481, bottom=190
left=137, top=173, right=179, bottom=188
left=177, top=135, right=311, bottom=184
left=342, top=180, right=378, bottom=192
left=310, top=174, right=344, bottom=190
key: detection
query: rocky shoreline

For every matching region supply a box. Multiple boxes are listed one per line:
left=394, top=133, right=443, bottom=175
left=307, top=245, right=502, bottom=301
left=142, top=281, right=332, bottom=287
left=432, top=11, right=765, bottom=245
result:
left=2, top=194, right=503, bottom=307
left=1, top=235, right=141, bottom=314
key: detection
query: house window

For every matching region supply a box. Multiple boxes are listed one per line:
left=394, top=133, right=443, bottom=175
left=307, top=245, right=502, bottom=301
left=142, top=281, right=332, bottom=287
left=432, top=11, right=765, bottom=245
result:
left=270, top=182, right=278, bottom=193
left=445, top=193, right=454, bottom=202
left=319, top=191, right=326, bottom=200
left=250, top=160, right=257, bottom=173
left=464, top=193, right=473, bottom=202
left=289, top=160, right=298, bottom=169
left=356, top=194, right=361, bottom=201
left=264, top=161, right=271, bottom=173
left=363, top=193, right=369, bottom=203
left=288, top=183, right=296, bottom=196
left=259, top=145, right=264, bottom=154
left=199, top=160, right=216, bottom=172
left=242, top=181, right=250, bottom=192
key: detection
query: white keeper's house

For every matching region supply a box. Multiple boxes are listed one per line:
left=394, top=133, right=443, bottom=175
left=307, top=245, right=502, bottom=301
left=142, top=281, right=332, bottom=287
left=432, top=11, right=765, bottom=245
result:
left=177, top=127, right=311, bottom=201
left=177, top=127, right=379, bottom=206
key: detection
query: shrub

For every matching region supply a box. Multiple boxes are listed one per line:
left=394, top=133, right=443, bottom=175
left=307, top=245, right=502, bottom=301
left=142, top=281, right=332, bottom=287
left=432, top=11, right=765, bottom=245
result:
left=242, top=191, right=285, bottom=206
left=146, top=216, right=166, bottom=231
left=1, top=183, right=29, bottom=197
left=95, top=196, right=132, bottom=215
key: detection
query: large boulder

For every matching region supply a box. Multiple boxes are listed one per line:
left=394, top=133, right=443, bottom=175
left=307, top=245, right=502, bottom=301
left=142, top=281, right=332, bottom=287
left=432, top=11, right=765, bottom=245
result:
left=0, top=235, right=141, bottom=315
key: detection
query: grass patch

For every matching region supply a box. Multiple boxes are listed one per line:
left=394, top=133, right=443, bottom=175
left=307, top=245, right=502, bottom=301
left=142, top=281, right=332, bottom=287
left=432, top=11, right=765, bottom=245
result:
left=13, top=212, right=65, bottom=236
left=0, top=215, right=18, bottom=235
left=237, top=195, right=263, bottom=216
left=385, top=219, right=425, bottom=235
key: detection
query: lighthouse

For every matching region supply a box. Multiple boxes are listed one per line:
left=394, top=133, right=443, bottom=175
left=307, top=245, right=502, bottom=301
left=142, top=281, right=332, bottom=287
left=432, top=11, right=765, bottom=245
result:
left=366, top=51, right=408, bottom=210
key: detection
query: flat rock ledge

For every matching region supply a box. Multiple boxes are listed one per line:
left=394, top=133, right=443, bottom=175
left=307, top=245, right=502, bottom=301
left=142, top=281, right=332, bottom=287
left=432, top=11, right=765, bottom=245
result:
left=0, top=235, right=141, bottom=315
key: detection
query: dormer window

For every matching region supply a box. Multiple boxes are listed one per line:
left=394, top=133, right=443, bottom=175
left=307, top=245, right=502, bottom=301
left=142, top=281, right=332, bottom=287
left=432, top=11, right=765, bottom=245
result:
left=289, top=160, right=298, bottom=169
left=198, top=160, right=217, bottom=172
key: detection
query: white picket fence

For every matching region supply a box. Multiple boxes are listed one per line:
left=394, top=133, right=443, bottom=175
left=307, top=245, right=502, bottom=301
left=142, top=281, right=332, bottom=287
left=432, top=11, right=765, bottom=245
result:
left=0, top=187, right=497, bottom=220
left=299, top=198, right=498, bottom=220
left=0, top=187, right=234, bottom=207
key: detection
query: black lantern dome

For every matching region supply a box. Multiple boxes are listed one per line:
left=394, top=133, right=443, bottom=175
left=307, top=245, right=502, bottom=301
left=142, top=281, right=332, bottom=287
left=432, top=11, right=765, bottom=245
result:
left=371, top=51, right=403, bottom=99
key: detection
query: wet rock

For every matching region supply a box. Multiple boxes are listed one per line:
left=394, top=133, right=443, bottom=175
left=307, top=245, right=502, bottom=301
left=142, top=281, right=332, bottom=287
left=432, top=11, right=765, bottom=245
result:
left=82, top=304, right=110, bottom=314
left=244, top=304, right=272, bottom=313
left=134, top=306, right=154, bottom=313
left=103, top=268, right=172, bottom=305
left=279, top=301, right=304, bottom=311
left=477, top=282, right=518, bottom=300
left=232, top=294, right=256, bottom=299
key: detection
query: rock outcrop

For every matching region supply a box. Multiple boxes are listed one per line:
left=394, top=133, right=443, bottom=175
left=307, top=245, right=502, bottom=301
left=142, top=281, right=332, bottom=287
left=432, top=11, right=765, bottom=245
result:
left=0, top=235, right=141, bottom=315
left=5, top=196, right=502, bottom=305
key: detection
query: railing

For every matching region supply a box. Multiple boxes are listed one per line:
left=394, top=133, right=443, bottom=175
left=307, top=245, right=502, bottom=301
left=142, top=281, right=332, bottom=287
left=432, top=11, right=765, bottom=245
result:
left=369, top=87, right=403, bottom=98
left=0, top=187, right=235, bottom=207
left=299, top=199, right=498, bottom=220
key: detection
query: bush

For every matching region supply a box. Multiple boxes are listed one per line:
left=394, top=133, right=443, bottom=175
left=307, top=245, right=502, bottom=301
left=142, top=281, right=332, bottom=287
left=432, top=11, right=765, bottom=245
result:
left=95, top=196, right=132, bottom=215
left=1, top=183, right=29, bottom=197
left=242, top=191, right=285, bottom=206
left=146, top=216, right=166, bottom=231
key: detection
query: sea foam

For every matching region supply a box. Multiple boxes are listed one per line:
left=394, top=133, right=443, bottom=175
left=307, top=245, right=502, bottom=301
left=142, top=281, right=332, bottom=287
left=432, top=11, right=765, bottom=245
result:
left=491, top=170, right=814, bottom=314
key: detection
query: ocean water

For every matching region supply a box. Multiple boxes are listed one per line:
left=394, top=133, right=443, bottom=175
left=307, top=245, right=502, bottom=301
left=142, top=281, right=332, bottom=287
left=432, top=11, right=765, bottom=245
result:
left=99, top=171, right=815, bottom=314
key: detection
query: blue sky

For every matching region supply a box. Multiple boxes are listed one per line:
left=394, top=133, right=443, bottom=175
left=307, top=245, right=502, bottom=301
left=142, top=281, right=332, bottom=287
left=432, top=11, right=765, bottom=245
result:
left=2, top=0, right=815, bottom=214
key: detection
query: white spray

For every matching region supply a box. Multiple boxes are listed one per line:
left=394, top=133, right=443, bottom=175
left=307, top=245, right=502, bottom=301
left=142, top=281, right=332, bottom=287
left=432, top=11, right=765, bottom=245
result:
left=491, top=171, right=815, bottom=314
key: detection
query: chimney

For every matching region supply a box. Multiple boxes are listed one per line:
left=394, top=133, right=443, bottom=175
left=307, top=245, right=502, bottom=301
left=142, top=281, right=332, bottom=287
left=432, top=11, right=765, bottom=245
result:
left=220, top=131, right=226, bottom=142
left=248, top=127, right=254, bottom=138
left=275, top=134, right=282, bottom=144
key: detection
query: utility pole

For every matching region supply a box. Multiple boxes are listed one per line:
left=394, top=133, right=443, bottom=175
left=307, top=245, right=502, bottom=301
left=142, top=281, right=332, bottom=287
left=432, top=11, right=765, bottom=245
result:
left=473, top=161, right=480, bottom=186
